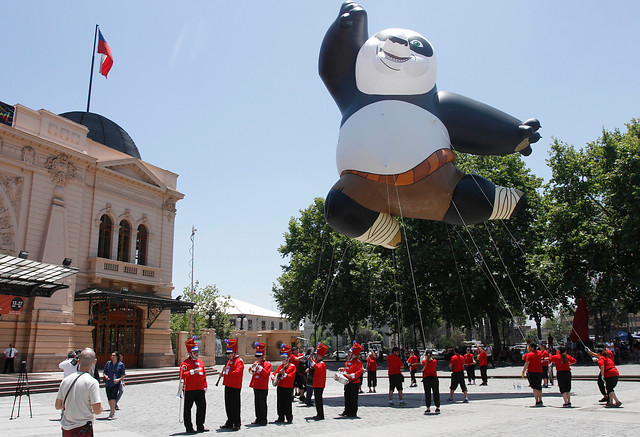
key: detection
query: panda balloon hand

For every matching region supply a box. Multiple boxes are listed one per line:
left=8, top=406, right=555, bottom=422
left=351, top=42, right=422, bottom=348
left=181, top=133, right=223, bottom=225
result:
left=517, top=119, right=541, bottom=156
left=339, top=1, right=365, bottom=27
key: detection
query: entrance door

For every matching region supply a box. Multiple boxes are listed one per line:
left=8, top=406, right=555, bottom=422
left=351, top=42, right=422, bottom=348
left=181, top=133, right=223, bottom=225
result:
left=92, top=302, right=142, bottom=368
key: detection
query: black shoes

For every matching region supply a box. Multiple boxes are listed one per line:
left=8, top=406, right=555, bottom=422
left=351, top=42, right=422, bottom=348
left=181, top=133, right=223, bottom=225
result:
left=313, top=416, right=324, bottom=421
left=197, top=427, right=210, bottom=433
left=185, top=429, right=197, bottom=435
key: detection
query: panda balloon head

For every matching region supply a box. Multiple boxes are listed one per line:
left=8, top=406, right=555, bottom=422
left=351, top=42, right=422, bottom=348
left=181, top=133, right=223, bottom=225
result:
left=356, top=28, right=437, bottom=96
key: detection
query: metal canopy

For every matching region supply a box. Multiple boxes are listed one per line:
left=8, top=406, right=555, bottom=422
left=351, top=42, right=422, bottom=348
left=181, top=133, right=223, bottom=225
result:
left=75, top=288, right=194, bottom=328
left=0, top=254, right=79, bottom=297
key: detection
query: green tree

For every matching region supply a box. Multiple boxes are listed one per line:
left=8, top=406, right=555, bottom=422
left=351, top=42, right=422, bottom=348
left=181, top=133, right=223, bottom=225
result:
left=545, top=119, right=640, bottom=334
left=171, top=282, right=234, bottom=339
left=273, top=198, right=395, bottom=341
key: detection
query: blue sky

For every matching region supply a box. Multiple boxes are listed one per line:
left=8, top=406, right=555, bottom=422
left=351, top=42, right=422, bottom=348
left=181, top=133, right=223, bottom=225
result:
left=2, top=1, right=638, bottom=311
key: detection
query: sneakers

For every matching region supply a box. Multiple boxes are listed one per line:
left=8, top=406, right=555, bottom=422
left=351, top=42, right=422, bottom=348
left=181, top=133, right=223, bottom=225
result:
left=399, top=401, right=406, bottom=406
left=463, top=398, right=469, bottom=403
left=563, top=403, right=572, bottom=408
left=543, top=384, right=549, bottom=388
left=447, top=398, right=453, bottom=402
left=388, top=401, right=394, bottom=406
left=424, top=408, right=430, bottom=414
left=435, top=408, right=441, bottom=414
left=534, top=401, right=544, bottom=407
left=599, top=397, right=609, bottom=403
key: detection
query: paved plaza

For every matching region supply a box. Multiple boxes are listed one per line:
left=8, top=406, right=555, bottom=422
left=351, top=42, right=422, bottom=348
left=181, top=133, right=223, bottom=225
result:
left=2, top=364, right=639, bottom=436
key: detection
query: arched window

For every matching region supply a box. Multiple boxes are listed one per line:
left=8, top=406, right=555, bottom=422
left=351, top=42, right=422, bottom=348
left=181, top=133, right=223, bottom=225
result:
left=97, top=215, right=112, bottom=258
left=135, top=225, right=148, bottom=265
left=117, top=220, right=131, bottom=262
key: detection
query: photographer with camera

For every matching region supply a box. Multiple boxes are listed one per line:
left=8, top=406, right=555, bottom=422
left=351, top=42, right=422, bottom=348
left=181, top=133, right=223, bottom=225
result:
left=59, top=350, right=80, bottom=378
left=55, top=348, right=103, bottom=436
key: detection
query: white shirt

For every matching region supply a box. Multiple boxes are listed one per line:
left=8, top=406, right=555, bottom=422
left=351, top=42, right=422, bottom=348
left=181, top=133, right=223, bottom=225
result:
left=3, top=347, right=17, bottom=358
left=59, top=358, right=79, bottom=378
left=56, top=372, right=101, bottom=430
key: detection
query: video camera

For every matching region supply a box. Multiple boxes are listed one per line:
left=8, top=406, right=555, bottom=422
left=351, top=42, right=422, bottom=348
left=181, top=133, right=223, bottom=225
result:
left=70, top=349, right=82, bottom=366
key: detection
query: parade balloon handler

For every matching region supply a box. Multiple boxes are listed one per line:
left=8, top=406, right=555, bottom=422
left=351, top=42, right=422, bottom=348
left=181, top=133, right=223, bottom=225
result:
left=421, top=350, right=440, bottom=414
left=180, top=337, right=208, bottom=434
left=320, top=1, right=540, bottom=249
left=338, top=341, right=364, bottom=417
left=272, top=344, right=296, bottom=424
left=387, top=346, right=405, bottom=406
left=248, top=342, right=271, bottom=426
left=522, top=343, right=544, bottom=407
left=449, top=347, right=469, bottom=403
left=547, top=346, right=577, bottom=407
left=366, top=350, right=378, bottom=393
left=103, top=350, right=125, bottom=420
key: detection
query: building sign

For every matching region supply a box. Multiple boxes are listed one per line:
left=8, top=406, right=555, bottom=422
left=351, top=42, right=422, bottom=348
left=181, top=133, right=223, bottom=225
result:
left=0, top=100, right=15, bottom=127
left=0, top=295, right=24, bottom=315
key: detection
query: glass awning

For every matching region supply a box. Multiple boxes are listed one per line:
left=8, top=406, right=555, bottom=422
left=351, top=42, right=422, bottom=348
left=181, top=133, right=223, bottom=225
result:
left=0, top=254, right=79, bottom=297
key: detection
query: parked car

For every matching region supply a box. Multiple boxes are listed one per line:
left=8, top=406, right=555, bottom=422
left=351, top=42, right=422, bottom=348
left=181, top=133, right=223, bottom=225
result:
left=331, top=350, right=348, bottom=360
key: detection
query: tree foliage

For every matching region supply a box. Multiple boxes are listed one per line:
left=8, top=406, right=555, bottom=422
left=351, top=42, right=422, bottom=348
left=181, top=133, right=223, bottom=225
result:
left=171, top=282, right=234, bottom=339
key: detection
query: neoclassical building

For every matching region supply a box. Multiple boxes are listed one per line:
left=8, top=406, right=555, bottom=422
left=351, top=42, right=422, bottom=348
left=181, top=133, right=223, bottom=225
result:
left=0, top=101, right=190, bottom=371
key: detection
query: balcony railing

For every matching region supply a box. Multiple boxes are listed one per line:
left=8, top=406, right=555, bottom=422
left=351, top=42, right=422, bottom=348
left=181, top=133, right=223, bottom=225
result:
left=87, top=257, right=164, bottom=286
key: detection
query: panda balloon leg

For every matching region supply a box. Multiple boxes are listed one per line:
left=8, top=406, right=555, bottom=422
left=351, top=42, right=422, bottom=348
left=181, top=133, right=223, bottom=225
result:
left=325, top=188, right=401, bottom=249
left=443, top=174, right=525, bottom=225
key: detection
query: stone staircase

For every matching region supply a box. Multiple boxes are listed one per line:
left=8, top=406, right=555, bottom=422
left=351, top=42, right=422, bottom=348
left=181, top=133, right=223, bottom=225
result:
left=0, top=366, right=217, bottom=397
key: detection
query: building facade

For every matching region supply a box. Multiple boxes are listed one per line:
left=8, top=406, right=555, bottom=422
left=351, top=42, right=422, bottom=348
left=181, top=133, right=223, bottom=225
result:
left=0, top=102, right=188, bottom=371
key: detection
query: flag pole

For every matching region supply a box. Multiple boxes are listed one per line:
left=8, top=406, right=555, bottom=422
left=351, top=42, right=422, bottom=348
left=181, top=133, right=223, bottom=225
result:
left=86, top=24, right=99, bottom=113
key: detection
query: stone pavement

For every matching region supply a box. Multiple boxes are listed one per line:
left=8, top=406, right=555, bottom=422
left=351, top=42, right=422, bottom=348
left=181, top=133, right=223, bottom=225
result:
left=2, top=364, right=639, bottom=436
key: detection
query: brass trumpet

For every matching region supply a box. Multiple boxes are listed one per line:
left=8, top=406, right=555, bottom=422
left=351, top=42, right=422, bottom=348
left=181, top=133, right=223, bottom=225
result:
left=271, top=366, right=286, bottom=387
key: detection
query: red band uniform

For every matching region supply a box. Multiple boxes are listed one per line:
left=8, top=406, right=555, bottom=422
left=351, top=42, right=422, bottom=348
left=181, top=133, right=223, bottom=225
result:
left=311, top=343, right=328, bottom=420
left=248, top=342, right=271, bottom=426
left=180, top=337, right=208, bottom=434
left=221, top=339, right=244, bottom=431
left=273, top=345, right=296, bottom=423
left=341, top=341, right=364, bottom=417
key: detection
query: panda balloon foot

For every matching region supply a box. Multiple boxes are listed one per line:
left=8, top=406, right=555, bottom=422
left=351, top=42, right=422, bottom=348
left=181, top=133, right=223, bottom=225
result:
left=489, top=187, right=525, bottom=221
left=355, top=212, right=401, bottom=249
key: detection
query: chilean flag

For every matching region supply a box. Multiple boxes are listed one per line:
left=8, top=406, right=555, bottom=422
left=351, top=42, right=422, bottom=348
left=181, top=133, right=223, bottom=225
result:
left=97, top=29, right=113, bottom=78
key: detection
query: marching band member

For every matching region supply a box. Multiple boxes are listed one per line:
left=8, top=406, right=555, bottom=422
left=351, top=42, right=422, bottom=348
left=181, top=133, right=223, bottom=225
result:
left=220, top=338, right=244, bottom=431
left=272, top=344, right=296, bottom=423
left=180, top=337, right=208, bottom=434
left=248, top=342, right=271, bottom=426
left=311, top=343, right=328, bottom=420
left=339, top=341, right=364, bottom=418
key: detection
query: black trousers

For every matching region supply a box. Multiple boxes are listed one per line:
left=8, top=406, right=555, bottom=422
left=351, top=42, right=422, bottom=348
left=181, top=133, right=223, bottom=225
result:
left=422, top=376, right=440, bottom=408
left=343, top=382, right=359, bottom=416
left=314, top=387, right=324, bottom=418
left=183, top=390, right=206, bottom=431
left=410, top=369, right=417, bottom=384
left=557, top=370, right=571, bottom=394
left=276, top=386, right=293, bottom=422
left=3, top=357, right=14, bottom=373
left=367, top=370, right=377, bottom=388
left=253, top=388, right=267, bottom=424
left=480, top=365, right=488, bottom=384
left=597, top=374, right=607, bottom=396
left=466, top=365, right=476, bottom=382
left=224, top=386, right=241, bottom=427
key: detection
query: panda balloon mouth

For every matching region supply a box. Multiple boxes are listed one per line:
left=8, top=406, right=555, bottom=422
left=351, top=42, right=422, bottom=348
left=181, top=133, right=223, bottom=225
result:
left=378, top=48, right=411, bottom=71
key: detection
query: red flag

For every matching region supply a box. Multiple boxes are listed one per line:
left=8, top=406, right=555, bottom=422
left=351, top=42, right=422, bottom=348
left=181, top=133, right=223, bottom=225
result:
left=97, top=29, right=113, bottom=77
left=570, top=295, right=589, bottom=342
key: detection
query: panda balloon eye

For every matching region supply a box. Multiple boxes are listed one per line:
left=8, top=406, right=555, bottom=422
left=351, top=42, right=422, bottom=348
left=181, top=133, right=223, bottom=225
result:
left=410, top=40, right=423, bottom=48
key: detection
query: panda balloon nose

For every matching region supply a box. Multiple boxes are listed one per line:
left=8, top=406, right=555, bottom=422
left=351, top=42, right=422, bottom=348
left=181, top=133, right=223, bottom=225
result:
left=381, top=35, right=411, bottom=59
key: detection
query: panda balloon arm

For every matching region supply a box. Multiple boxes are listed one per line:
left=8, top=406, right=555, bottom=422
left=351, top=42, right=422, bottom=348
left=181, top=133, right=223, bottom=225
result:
left=435, top=91, right=541, bottom=156
left=319, top=1, right=368, bottom=112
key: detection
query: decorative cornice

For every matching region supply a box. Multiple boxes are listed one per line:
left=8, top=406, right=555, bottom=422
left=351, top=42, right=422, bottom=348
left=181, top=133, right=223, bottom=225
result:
left=45, top=154, right=77, bottom=186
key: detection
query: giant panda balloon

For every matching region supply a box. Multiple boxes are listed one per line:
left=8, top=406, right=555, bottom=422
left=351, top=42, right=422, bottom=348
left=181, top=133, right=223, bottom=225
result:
left=320, top=1, right=541, bottom=249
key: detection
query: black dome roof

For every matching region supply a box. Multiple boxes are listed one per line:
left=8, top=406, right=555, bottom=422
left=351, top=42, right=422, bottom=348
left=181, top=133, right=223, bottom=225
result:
left=59, top=111, right=141, bottom=159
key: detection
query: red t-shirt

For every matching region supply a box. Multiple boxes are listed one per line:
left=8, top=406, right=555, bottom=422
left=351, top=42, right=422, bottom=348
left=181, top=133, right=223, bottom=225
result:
left=524, top=350, right=543, bottom=373
left=422, top=359, right=437, bottom=377
left=464, top=352, right=475, bottom=366
left=367, top=356, right=377, bottom=371
left=478, top=351, right=487, bottom=366
left=547, top=353, right=576, bottom=372
left=387, top=354, right=403, bottom=375
left=312, top=361, right=327, bottom=388
left=450, top=354, right=465, bottom=373
left=407, top=355, right=419, bottom=371
left=249, top=359, right=272, bottom=390
left=602, top=357, right=619, bottom=378
left=540, top=350, right=550, bottom=367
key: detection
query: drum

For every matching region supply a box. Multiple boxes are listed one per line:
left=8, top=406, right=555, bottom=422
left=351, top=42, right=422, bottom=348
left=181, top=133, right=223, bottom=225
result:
left=334, top=372, right=350, bottom=385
